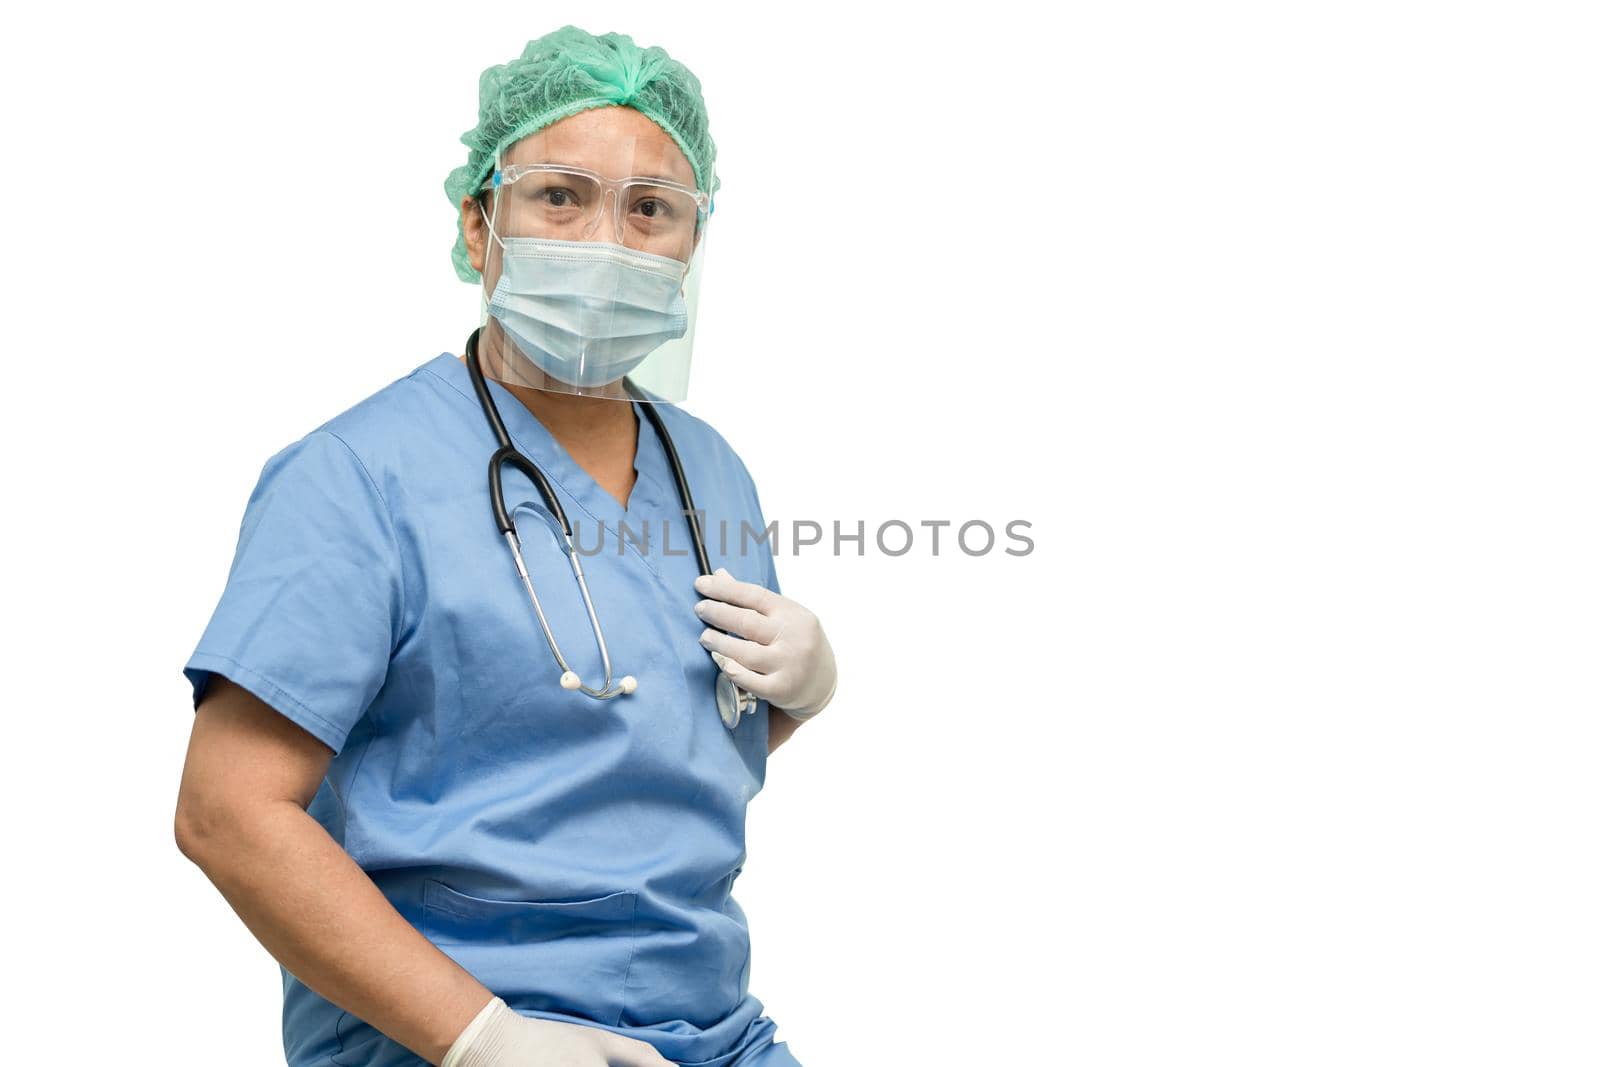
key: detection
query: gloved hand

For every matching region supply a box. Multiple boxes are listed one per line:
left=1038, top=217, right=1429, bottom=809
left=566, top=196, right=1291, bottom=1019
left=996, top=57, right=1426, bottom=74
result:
left=440, top=996, right=672, bottom=1067
left=693, top=568, right=838, bottom=721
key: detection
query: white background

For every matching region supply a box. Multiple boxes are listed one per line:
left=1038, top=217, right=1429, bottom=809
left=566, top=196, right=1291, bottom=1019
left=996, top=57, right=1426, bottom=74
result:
left=2, top=2, right=1596, bottom=1064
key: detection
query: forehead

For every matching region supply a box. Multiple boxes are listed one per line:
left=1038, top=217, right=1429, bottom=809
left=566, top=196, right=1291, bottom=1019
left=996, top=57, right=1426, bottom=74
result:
left=501, top=105, right=697, bottom=188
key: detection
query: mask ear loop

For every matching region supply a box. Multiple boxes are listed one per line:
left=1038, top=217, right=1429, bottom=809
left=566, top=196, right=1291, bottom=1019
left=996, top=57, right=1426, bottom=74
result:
left=480, top=152, right=509, bottom=283
left=477, top=151, right=510, bottom=324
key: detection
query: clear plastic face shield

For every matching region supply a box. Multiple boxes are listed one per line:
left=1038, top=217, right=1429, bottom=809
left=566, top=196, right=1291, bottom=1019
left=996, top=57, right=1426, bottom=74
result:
left=466, top=107, right=711, bottom=403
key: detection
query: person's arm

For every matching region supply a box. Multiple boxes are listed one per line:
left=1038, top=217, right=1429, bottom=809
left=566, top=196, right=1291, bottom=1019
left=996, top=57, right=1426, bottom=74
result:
left=768, top=706, right=804, bottom=754
left=174, top=677, right=491, bottom=1066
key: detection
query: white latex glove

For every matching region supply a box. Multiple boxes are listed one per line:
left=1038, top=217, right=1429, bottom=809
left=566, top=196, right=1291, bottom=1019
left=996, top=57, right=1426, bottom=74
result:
left=441, top=996, right=671, bottom=1067
left=693, top=568, right=838, bottom=721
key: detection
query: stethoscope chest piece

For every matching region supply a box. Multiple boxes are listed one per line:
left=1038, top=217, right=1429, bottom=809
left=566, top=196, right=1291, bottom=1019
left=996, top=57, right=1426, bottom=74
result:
left=716, top=673, right=748, bottom=730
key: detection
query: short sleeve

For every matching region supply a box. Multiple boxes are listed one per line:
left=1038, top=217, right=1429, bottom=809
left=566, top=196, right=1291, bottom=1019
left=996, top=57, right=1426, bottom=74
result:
left=182, top=430, right=405, bottom=755
left=732, top=448, right=781, bottom=598
left=757, top=496, right=781, bottom=598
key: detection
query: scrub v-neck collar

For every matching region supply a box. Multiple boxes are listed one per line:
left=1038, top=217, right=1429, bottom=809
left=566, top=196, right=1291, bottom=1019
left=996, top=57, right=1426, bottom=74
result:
left=422, top=352, right=676, bottom=553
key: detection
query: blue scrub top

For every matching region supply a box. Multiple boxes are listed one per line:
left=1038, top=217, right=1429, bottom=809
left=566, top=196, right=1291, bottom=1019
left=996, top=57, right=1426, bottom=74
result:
left=183, top=352, right=790, bottom=1067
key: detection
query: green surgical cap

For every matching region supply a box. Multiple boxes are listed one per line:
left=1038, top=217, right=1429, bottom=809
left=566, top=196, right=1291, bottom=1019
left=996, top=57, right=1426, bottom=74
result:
left=444, top=26, right=721, bottom=283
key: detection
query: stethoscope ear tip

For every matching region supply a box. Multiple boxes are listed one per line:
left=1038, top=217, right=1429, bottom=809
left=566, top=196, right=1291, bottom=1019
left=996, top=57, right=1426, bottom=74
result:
left=620, top=676, right=638, bottom=694
left=560, top=671, right=582, bottom=690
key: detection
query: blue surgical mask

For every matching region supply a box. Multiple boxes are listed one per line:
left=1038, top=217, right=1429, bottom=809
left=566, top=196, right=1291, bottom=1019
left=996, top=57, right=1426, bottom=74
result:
left=485, top=236, right=689, bottom=389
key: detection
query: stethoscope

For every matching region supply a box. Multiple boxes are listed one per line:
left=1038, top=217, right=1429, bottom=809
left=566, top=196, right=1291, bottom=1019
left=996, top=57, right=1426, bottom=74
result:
left=463, top=326, right=757, bottom=730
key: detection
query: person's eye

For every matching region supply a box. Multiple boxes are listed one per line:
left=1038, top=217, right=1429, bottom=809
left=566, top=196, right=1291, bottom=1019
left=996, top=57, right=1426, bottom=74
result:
left=635, top=198, right=673, bottom=219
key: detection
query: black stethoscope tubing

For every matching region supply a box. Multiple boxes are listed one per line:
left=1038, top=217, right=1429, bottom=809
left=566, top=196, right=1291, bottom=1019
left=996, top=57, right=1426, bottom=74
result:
left=463, top=326, right=750, bottom=723
left=465, top=326, right=713, bottom=571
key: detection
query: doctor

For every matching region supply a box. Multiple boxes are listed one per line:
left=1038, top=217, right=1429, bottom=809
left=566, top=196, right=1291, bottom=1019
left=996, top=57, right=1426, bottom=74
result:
left=174, top=26, right=835, bottom=1067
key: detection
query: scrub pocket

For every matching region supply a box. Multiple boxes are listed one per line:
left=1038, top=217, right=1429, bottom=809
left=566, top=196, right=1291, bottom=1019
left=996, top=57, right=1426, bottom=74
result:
left=422, top=879, right=640, bottom=1027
